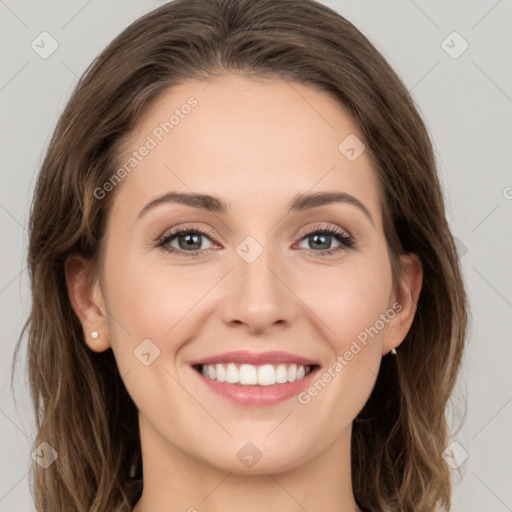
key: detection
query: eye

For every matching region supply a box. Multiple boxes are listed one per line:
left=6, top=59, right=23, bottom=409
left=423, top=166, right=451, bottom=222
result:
left=295, top=225, right=355, bottom=256
left=157, top=226, right=218, bottom=258
left=156, top=224, right=355, bottom=259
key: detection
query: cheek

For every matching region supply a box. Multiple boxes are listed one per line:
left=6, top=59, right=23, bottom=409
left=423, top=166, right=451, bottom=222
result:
left=99, top=246, right=191, bottom=375
left=296, top=255, right=393, bottom=350
left=292, top=256, right=392, bottom=416
left=101, top=255, right=200, bottom=417
left=332, top=269, right=392, bottom=351
left=105, top=251, right=205, bottom=339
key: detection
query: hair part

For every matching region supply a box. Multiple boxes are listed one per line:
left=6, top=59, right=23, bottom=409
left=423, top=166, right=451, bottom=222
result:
left=13, top=0, right=468, bottom=510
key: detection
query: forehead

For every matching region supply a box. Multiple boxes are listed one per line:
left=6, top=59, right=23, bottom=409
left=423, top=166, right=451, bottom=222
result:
left=112, top=72, right=382, bottom=224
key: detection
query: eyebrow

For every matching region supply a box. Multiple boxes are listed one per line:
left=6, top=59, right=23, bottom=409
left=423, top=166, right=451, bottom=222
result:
left=137, top=191, right=374, bottom=225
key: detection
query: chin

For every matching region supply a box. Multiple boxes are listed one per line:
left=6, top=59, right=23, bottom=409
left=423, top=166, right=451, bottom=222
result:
left=194, top=436, right=317, bottom=475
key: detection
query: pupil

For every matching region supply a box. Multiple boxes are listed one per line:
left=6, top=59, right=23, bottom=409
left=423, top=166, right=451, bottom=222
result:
left=180, top=233, right=201, bottom=250
left=311, top=233, right=330, bottom=250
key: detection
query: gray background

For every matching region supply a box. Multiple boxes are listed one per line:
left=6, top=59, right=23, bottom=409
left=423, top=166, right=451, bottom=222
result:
left=1, top=0, right=511, bottom=510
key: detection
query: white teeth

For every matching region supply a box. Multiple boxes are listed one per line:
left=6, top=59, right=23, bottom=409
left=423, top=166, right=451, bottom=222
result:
left=239, top=364, right=258, bottom=385
left=226, top=363, right=239, bottom=383
left=275, top=364, right=288, bottom=383
left=198, top=362, right=313, bottom=385
left=287, top=364, right=297, bottom=382
left=215, top=364, right=226, bottom=383
left=258, top=364, right=276, bottom=386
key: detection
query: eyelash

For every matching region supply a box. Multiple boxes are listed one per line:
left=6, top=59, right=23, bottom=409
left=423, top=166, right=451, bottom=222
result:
left=156, top=224, right=355, bottom=259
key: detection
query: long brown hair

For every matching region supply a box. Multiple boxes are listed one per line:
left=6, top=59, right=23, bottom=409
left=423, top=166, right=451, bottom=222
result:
left=13, top=0, right=468, bottom=510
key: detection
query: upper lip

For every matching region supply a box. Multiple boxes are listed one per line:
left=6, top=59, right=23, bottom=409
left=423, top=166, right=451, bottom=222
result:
left=189, top=350, right=319, bottom=367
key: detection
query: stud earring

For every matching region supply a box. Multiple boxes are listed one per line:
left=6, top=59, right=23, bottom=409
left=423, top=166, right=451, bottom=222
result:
left=90, top=331, right=99, bottom=339
left=390, top=348, right=397, bottom=355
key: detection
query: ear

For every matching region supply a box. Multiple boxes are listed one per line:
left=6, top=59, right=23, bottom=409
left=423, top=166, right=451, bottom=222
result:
left=382, top=253, right=423, bottom=355
left=64, top=253, right=111, bottom=352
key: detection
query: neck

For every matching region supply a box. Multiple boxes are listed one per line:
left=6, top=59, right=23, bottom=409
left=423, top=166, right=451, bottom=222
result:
left=132, top=414, right=361, bottom=512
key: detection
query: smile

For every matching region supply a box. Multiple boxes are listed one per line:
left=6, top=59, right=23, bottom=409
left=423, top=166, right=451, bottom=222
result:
left=189, top=351, right=321, bottom=406
left=195, top=362, right=313, bottom=385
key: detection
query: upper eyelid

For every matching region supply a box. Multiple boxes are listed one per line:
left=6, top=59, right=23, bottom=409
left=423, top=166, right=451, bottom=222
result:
left=297, top=224, right=352, bottom=238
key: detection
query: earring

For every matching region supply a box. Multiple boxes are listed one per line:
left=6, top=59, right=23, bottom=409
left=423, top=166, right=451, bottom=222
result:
left=390, top=348, right=397, bottom=355
left=90, top=331, right=99, bottom=339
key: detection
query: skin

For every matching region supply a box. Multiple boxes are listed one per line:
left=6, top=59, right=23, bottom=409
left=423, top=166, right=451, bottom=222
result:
left=66, top=72, right=422, bottom=512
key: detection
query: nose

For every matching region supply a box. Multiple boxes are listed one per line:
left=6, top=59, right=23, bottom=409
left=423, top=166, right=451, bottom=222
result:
left=220, top=246, right=299, bottom=336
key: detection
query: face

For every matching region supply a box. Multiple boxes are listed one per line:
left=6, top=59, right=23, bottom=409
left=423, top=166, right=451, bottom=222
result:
left=69, top=72, right=421, bottom=475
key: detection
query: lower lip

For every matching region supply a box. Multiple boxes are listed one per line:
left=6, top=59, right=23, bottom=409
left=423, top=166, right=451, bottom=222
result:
left=192, top=366, right=320, bottom=406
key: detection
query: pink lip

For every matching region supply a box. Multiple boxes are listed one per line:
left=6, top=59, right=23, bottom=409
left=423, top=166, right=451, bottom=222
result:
left=189, top=351, right=320, bottom=407
left=189, top=350, right=319, bottom=366
left=192, top=365, right=320, bottom=406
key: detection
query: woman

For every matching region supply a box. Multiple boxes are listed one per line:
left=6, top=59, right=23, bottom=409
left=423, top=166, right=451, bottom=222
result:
left=15, top=0, right=468, bottom=510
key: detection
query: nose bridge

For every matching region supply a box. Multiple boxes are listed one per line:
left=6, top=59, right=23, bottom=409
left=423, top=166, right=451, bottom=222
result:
left=222, top=233, right=296, bottom=333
